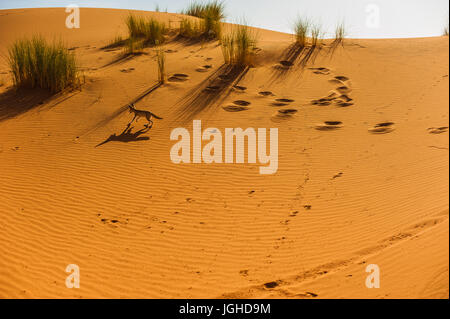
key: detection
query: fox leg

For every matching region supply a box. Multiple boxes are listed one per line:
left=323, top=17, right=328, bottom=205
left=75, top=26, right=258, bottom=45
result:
left=128, top=114, right=137, bottom=126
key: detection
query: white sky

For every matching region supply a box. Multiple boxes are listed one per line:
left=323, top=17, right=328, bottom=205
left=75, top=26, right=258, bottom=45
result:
left=0, top=0, right=449, bottom=38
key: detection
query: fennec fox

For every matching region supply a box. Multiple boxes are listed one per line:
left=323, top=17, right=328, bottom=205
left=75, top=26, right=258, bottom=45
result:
left=128, top=103, right=163, bottom=128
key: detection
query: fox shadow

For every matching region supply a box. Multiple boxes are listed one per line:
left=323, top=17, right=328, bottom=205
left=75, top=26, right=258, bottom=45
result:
left=96, top=124, right=151, bottom=147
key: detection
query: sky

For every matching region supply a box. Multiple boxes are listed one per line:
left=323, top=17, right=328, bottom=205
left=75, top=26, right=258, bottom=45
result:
left=0, top=0, right=449, bottom=38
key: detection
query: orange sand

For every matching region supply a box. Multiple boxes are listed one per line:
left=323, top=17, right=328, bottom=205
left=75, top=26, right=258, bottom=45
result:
left=0, top=8, right=448, bottom=299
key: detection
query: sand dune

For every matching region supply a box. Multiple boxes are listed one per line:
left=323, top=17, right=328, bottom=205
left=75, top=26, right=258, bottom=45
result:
left=0, top=8, right=448, bottom=299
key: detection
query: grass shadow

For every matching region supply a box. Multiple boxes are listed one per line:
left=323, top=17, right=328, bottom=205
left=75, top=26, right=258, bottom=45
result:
left=328, top=39, right=344, bottom=58
left=101, top=51, right=147, bottom=69
left=175, top=63, right=249, bottom=122
left=269, top=43, right=322, bottom=84
left=0, top=87, right=55, bottom=122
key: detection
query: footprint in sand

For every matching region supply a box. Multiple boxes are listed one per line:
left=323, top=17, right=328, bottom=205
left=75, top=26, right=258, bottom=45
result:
left=264, top=281, right=279, bottom=289
left=315, top=121, right=343, bottom=131
left=336, top=86, right=352, bottom=94
left=233, top=100, right=251, bottom=106
left=196, top=65, right=213, bottom=73
left=369, top=122, right=396, bottom=134
left=120, top=67, right=135, bottom=73
left=223, top=100, right=252, bottom=112
left=334, top=94, right=354, bottom=107
left=312, top=98, right=332, bottom=106
left=168, top=73, right=189, bottom=82
left=223, top=105, right=250, bottom=112
left=312, top=92, right=339, bottom=106
left=428, top=127, right=449, bottom=134
left=329, top=76, right=350, bottom=84
left=204, top=85, right=221, bottom=92
left=271, top=109, right=298, bottom=122
left=259, top=91, right=275, bottom=97
left=218, top=74, right=231, bottom=81
left=233, top=85, right=247, bottom=93
left=272, top=98, right=295, bottom=107
left=276, top=60, right=294, bottom=69
left=310, top=67, right=331, bottom=75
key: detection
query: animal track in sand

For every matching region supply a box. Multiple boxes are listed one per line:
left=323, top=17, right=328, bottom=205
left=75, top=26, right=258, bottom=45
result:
left=276, top=98, right=295, bottom=103
left=369, top=122, right=396, bottom=134
left=120, top=67, right=135, bottom=73
left=309, top=67, right=331, bottom=75
left=259, top=91, right=275, bottom=97
left=315, top=121, right=343, bottom=131
left=334, top=94, right=354, bottom=107
left=222, top=105, right=250, bottom=112
left=279, top=60, right=294, bottom=67
left=335, top=75, right=350, bottom=82
left=271, top=109, right=298, bottom=122
left=220, top=213, right=448, bottom=299
left=223, top=100, right=252, bottom=112
left=196, top=65, right=213, bottom=72
left=336, top=86, right=352, bottom=94
left=428, top=127, right=449, bottom=134
left=312, top=92, right=339, bottom=106
left=233, top=100, right=251, bottom=106
left=168, top=73, right=189, bottom=82
left=233, top=85, right=247, bottom=93
left=312, top=98, right=332, bottom=106
left=272, top=98, right=295, bottom=106
left=204, top=85, right=221, bottom=92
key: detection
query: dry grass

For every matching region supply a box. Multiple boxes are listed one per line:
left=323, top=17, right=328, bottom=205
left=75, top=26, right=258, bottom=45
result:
left=221, top=24, right=258, bottom=66
left=334, top=22, right=346, bottom=45
left=179, top=18, right=203, bottom=38
left=124, top=36, right=144, bottom=55
left=125, top=14, right=167, bottom=46
left=184, top=1, right=225, bottom=20
left=155, top=45, right=166, bottom=84
left=8, top=35, right=81, bottom=93
left=293, top=17, right=310, bottom=47
left=310, top=24, right=323, bottom=47
left=180, top=1, right=224, bottom=40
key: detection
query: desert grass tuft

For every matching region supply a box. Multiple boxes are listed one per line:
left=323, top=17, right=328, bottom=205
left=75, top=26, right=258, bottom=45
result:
left=124, top=36, right=144, bottom=55
left=444, top=24, right=449, bottom=36
left=155, top=45, right=166, bottom=84
left=180, top=1, right=224, bottom=40
left=8, top=35, right=81, bottom=93
left=334, top=22, right=346, bottom=45
left=179, top=18, right=203, bottom=38
left=125, top=13, right=167, bottom=46
left=293, top=17, right=310, bottom=47
left=310, top=24, right=323, bottom=47
left=184, top=1, right=225, bottom=20
left=221, top=24, right=258, bottom=67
